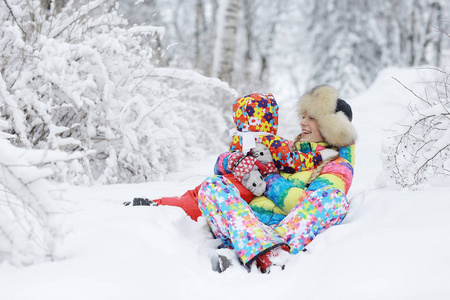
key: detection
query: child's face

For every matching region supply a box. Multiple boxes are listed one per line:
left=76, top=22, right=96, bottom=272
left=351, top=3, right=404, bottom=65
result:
left=300, top=113, right=324, bottom=143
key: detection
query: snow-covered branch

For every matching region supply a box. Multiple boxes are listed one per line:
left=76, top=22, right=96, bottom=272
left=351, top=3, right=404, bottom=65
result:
left=0, top=139, right=67, bottom=266
left=150, top=67, right=238, bottom=97
left=382, top=68, right=450, bottom=188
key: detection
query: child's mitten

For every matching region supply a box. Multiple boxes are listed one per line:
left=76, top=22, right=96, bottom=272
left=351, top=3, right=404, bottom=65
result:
left=250, top=144, right=278, bottom=176
left=123, top=198, right=158, bottom=206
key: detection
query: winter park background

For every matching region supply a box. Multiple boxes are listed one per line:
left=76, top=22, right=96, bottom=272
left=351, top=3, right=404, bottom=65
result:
left=1, top=0, right=450, bottom=299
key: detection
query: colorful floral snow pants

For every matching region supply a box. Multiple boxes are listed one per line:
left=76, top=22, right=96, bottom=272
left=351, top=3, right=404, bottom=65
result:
left=198, top=175, right=350, bottom=266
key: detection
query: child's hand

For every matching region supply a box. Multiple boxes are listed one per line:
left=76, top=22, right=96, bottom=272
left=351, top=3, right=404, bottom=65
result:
left=250, top=143, right=278, bottom=176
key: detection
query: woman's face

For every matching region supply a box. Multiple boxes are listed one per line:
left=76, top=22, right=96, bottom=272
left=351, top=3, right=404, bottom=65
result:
left=300, top=113, right=324, bottom=143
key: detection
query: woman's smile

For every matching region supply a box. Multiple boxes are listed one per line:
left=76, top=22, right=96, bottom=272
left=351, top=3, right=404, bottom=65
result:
left=299, top=113, right=324, bottom=143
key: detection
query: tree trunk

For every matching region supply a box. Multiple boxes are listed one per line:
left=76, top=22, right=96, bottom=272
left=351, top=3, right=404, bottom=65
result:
left=242, top=0, right=253, bottom=82
left=433, top=1, right=442, bottom=67
left=408, top=0, right=418, bottom=66
left=194, top=0, right=204, bottom=70
left=212, top=0, right=241, bottom=85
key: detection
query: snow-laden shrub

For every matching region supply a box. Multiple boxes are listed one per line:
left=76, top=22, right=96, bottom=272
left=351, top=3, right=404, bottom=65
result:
left=0, top=0, right=236, bottom=184
left=382, top=68, right=450, bottom=188
left=0, top=138, right=82, bottom=266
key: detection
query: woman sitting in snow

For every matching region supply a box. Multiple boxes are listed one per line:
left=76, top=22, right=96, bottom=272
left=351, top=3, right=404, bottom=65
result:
left=197, top=85, right=356, bottom=273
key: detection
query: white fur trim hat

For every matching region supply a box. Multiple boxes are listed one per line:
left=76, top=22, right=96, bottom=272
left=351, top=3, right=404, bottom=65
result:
left=298, top=85, right=357, bottom=147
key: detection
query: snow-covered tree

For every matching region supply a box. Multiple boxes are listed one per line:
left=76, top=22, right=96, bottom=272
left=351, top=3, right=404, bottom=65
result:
left=377, top=0, right=447, bottom=67
left=117, top=0, right=219, bottom=74
left=117, top=0, right=295, bottom=93
left=234, top=0, right=294, bottom=90
left=304, top=0, right=385, bottom=96
left=304, top=0, right=449, bottom=97
left=0, top=0, right=236, bottom=185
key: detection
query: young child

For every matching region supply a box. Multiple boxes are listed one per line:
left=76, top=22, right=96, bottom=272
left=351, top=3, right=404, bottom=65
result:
left=125, top=93, right=336, bottom=220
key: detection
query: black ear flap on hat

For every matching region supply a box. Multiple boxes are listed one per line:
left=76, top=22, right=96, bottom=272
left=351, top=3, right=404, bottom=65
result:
left=336, top=98, right=353, bottom=122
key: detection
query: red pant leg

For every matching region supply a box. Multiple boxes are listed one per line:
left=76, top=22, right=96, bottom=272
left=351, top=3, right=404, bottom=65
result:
left=157, top=186, right=202, bottom=221
left=156, top=174, right=254, bottom=221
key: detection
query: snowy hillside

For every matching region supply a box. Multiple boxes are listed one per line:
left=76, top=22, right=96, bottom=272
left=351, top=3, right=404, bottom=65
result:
left=1, top=68, right=450, bottom=300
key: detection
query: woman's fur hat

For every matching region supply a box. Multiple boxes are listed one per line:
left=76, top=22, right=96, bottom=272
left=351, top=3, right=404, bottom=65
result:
left=298, top=85, right=357, bottom=147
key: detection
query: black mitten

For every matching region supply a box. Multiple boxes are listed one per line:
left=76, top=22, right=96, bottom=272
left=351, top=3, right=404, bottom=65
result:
left=123, top=198, right=156, bottom=206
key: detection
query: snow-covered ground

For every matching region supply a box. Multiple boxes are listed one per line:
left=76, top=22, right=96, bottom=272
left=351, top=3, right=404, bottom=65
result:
left=1, top=68, right=450, bottom=300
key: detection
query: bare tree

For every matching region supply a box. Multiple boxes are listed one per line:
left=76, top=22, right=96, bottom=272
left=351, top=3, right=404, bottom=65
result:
left=384, top=68, right=450, bottom=188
